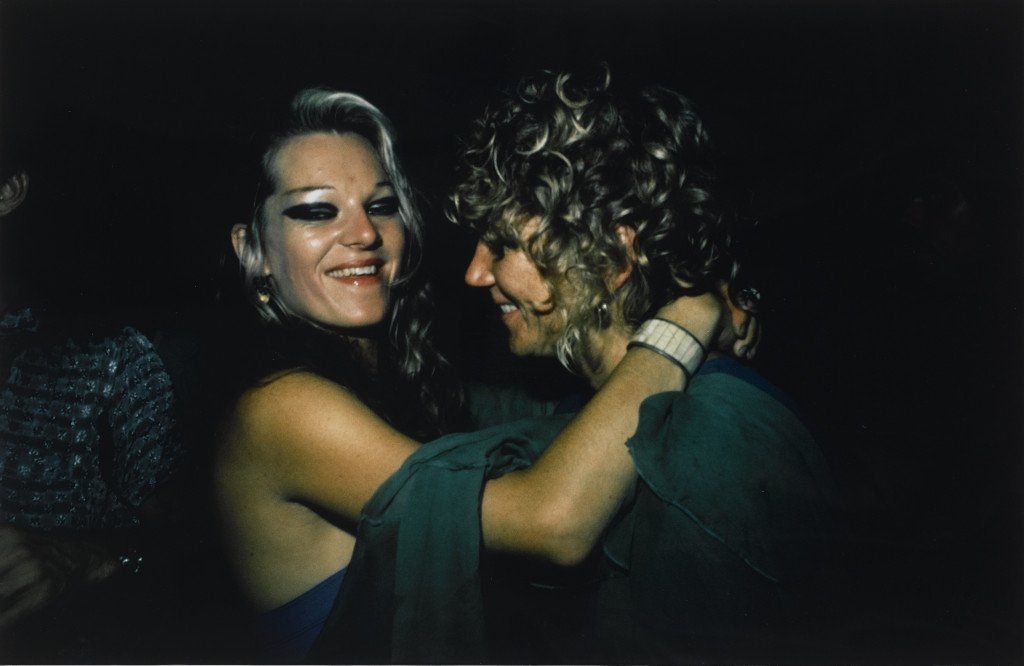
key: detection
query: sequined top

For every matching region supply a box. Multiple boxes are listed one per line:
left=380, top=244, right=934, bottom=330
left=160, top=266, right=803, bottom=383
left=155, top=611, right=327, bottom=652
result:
left=0, top=309, right=185, bottom=530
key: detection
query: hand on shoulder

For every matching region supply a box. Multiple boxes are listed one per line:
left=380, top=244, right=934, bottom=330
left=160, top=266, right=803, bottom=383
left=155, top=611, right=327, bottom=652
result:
left=654, top=284, right=760, bottom=361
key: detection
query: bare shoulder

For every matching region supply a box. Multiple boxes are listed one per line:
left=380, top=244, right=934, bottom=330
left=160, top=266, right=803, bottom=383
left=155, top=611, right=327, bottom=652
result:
left=229, top=371, right=367, bottom=447
left=235, top=369, right=359, bottom=417
left=220, top=369, right=420, bottom=518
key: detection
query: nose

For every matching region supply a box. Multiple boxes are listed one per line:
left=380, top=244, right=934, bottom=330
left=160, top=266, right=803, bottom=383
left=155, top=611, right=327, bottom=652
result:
left=464, top=242, right=496, bottom=287
left=340, top=209, right=382, bottom=248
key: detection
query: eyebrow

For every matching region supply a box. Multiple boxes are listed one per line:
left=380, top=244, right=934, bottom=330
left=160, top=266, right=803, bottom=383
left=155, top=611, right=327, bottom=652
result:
left=279, top=181, right=395, bottom=197
left=281, top=185, right=333, bottom=196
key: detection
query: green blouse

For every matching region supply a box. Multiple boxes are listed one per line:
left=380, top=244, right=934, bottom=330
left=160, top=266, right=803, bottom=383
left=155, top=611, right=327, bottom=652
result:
left=309, top=359, right=843, bottom=663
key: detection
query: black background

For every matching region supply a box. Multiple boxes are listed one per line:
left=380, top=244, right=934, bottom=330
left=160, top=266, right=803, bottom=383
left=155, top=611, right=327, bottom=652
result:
left=2, top=0, right=1022, bottom=660
left=3, top=0, right=1020, bottom=307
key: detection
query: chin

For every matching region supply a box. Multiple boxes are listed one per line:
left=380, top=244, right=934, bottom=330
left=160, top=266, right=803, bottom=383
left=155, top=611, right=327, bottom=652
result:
left=508, top=340, right=547, bottom=358
left=304, top=309, right=388, bottom=331
left=339, top=314, right=388, bottom=329
left=326, top=303, right=390, bottom=328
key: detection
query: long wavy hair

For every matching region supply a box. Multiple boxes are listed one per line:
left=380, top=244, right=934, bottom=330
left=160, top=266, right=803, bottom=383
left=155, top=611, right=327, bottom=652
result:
left=234, top=88, right=459, bottom=436
left=450, top=65, right=748, bottom=376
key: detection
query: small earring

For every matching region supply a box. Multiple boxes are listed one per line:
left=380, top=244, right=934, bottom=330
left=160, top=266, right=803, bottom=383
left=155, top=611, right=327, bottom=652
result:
left=595, top=294, right=614, bottom=329
left=254, top=275, right=273, bottom=304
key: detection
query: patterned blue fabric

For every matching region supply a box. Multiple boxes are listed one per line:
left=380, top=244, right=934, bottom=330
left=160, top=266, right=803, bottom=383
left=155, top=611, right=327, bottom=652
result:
left=0, top=309, right=184, bottom=530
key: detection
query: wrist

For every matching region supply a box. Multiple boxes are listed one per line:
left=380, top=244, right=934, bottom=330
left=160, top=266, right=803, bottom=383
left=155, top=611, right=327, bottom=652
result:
left=652, top=293, right=720, bottom=348
left=621, top=345, right=687, bottom=393
left=627, top=318, right=707, bottom=382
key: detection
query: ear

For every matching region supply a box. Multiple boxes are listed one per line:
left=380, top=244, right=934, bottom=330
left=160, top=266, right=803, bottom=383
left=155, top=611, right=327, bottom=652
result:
left=0, top=171, right=29, bottom=217
left=609, top=225, right=638, bottom=290
left=230, top=224, right=249, bottom=261
left=231, top=224, right=272, bottom=275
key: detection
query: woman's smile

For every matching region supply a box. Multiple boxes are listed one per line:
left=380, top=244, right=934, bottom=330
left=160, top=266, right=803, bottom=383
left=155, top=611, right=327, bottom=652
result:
left=259, top=132, right=406, bottom=330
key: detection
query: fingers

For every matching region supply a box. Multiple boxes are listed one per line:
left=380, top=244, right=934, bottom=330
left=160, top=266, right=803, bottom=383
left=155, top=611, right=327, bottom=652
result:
left=733, top=314, right=761, bottom=360
left=734, top=312, right=750, bottom=341
left=0, top=535, right=53, bottom=630
left=0, top=576, right=54, bottom=629
left=0, top=557, right=49, bottom=604
left=717, top=282, right=762, bottom=361
left=653, top=283, right=763, bottom=361
left=0, top=525, right=37, bottom=582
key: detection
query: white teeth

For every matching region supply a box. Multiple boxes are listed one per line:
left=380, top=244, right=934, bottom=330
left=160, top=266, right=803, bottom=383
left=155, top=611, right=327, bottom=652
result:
left=499, top=304, right=517, bottom=314
left=327, top=265, right=378, bottom=278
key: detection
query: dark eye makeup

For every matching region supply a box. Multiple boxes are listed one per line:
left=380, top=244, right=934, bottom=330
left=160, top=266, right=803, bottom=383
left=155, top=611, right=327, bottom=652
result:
left=282, top=203, right=338, bottom=222
left=367, top=196, right=400, bottom=217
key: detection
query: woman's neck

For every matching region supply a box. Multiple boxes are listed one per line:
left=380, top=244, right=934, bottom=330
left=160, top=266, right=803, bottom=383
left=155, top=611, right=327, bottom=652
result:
left=584, top=329, right=631, bottom=390
left=341, top=333, right=378, bottom=374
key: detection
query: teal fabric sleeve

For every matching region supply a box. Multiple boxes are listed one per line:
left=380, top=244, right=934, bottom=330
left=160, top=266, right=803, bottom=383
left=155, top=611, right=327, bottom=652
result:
left=308, top=413, right=569, bottom=663
left=309, top=364, right=842, bottom=663
left=592, top=371, right=844, bottom=661
left=615, top=372, right=838, bottom=582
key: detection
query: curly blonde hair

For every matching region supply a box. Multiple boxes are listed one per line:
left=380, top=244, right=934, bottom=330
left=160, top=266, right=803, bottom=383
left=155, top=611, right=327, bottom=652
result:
left=450, top=65, right=742, bottom=376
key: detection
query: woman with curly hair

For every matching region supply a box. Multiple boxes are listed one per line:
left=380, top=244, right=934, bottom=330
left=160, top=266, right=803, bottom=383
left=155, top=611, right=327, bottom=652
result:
left=212, top=86, right=744, bottom=662
left=454, top=66, right=754, bottom=377
left=308, top=67, right=843, bottom=663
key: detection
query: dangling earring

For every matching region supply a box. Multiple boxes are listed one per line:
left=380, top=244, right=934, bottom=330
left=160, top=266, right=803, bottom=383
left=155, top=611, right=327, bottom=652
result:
left=594, top=293, right=614, bottom=329
left=254, top=275, right=273, bottom=304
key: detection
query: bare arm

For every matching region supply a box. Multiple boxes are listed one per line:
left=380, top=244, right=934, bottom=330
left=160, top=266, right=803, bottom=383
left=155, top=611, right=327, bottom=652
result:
left=227, top=294, right=734, bottom=568
left=480, top=347, right=685, bottom=565
left=479, top=293, right=725, bottom=565
left=215, top=372, right=424, bottom=608
left=219, top=371, right=420, bottom=523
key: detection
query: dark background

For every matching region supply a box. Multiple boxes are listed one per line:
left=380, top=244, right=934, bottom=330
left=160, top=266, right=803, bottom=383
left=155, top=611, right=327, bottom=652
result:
left=3, top=0, right=1020, bottom=308
left=2, top=0, right=1022, bottom=660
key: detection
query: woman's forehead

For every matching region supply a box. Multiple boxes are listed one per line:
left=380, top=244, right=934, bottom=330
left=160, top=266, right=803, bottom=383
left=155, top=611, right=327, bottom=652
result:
left=272, top=133, right=381, bottom=182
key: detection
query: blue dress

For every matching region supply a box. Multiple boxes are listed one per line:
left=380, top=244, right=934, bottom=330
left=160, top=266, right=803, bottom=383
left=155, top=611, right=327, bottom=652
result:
left=253, top=567, right=347, bottom=662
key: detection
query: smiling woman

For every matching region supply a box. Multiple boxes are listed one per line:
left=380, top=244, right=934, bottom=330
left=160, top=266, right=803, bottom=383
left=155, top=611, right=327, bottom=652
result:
left=464, top=218, right=564, bottom=358
left=231, top=132, right=405, bottom=330
left=209, top=85, right=757, bottom=664
left=210, top=89, right=464, bottom=661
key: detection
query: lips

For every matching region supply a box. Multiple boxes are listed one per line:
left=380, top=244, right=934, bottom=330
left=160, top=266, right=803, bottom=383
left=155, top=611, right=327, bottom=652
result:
left=326, top=260, right=383, bottom=280
left=496, top=301, right=521, bottom=326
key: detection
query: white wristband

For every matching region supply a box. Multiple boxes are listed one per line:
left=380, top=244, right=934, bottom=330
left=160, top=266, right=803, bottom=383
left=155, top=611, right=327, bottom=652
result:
left=627, top=318, right=707, bottom=380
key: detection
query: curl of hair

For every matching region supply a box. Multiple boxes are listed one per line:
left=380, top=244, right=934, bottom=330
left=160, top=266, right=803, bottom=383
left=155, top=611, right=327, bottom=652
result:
left=450, top=65, right=744, bottom=376
left=236, top=88, right=457, bottom=433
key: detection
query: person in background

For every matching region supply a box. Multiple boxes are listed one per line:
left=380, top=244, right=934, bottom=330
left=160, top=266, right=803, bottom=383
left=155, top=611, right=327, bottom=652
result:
left=0, top=129, right=187, bottom=659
